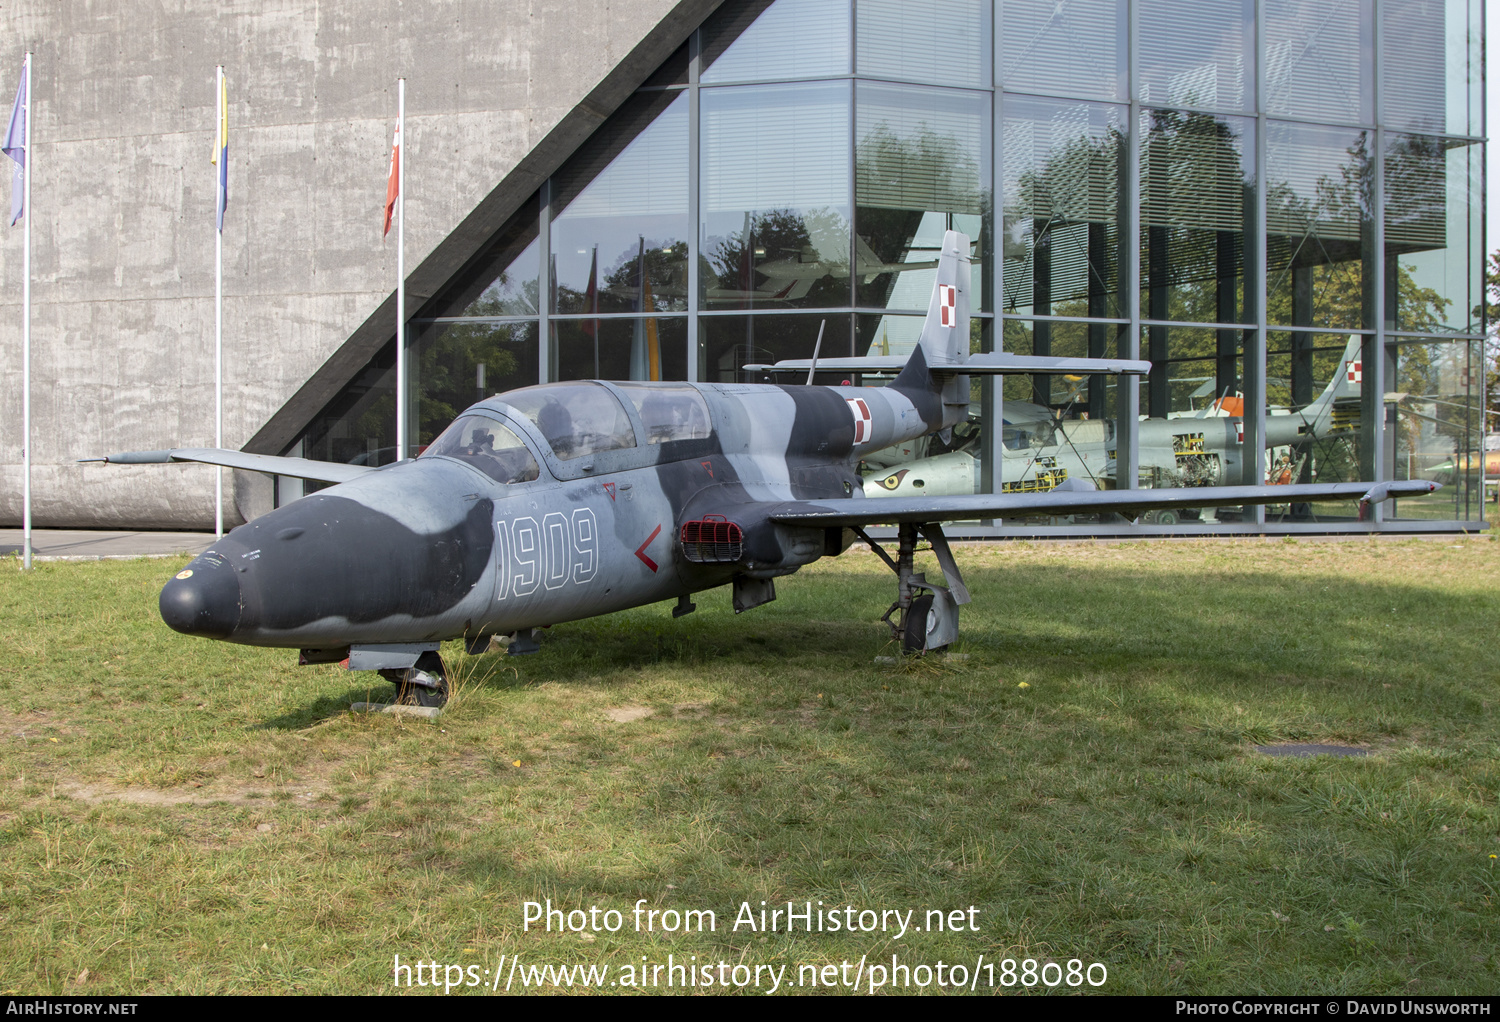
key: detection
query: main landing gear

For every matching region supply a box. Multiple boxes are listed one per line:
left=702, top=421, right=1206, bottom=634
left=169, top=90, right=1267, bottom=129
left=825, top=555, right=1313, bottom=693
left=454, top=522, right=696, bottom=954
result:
left=380, top=650, right=449, bottom=708
left=854, top=522, right=971, bottom=653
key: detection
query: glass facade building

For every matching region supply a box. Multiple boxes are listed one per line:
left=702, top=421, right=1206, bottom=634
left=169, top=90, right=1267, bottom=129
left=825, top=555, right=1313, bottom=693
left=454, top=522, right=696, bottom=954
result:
left=286, top=0, right=1487, bottom=532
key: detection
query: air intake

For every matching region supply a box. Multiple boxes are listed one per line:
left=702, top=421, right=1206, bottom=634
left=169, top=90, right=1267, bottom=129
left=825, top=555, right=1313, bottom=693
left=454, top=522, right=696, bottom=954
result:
left=680, top=516, right=743, bottom=563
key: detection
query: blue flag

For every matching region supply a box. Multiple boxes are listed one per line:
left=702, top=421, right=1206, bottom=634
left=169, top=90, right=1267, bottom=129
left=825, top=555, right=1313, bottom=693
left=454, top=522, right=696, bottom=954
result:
left=2, top=70, right=25, bottom=226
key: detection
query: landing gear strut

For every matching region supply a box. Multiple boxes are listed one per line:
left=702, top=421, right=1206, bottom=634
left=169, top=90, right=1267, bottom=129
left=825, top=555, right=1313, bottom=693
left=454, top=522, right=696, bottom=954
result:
left=856, top=522, right=971, bottom=653
left=380, top=650, right=449, bottom=708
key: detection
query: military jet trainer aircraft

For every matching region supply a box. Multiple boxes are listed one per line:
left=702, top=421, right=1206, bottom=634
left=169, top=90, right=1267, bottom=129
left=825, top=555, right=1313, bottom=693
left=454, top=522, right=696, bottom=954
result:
left=92, top=232, right=1437, bottom=706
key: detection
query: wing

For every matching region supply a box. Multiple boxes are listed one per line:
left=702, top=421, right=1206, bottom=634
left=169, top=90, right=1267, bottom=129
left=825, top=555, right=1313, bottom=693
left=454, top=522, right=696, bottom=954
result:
left=744, top=352, right=1151, bottom=376
left=84, top=448, right=375, bottom=485
left=764, top=480, right=1440, bottom=527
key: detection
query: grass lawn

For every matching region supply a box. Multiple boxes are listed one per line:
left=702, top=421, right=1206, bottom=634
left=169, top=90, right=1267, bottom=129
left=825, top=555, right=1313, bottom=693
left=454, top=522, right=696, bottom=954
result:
left=0, top=535, right=1497, bottom=995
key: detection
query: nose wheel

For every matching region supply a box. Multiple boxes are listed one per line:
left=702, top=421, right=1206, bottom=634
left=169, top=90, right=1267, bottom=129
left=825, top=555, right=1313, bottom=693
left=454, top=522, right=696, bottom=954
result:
left=379, top=651, right=449, bottom=708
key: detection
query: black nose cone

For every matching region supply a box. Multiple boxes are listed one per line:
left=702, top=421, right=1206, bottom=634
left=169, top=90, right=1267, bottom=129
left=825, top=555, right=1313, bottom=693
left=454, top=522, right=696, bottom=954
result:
left=160, top=561, right=242, bottom=638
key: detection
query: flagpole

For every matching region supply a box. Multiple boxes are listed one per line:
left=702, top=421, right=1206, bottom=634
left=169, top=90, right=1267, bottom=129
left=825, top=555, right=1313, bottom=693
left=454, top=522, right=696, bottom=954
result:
left=214, top=65, right=223, bottom=540
left=395, top=77, right=405, bottom=462
left=21, top=52, right=31, bottom=571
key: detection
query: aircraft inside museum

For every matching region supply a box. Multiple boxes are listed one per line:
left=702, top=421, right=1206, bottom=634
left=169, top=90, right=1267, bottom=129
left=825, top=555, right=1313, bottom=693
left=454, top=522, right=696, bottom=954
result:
left=90, top=232, right=1438, bottom=707
left=859, top=335, right=1369, bottom=515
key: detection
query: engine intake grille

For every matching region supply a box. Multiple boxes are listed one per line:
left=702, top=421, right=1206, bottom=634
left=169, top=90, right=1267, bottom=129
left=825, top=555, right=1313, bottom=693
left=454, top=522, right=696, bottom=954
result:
left=681, top=516, right=743, bottom=563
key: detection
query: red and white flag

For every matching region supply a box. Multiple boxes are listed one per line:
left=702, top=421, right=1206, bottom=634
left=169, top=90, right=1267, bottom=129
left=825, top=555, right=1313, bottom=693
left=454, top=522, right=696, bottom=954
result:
left=382, top=122, right=400, bottom=237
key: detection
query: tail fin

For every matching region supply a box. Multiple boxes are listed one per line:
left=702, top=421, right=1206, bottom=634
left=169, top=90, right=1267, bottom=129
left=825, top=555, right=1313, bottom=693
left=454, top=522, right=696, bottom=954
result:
left=890, top=230, right=970, bottom=426
left=1299, top=335, right=1363, bottom=420
left=917, top=230, right=970, bottom=368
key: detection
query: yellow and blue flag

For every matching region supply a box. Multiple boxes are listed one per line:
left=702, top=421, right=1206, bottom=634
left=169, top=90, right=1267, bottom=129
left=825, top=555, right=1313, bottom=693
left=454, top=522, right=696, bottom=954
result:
left=210, top=74, right=227, bottom=232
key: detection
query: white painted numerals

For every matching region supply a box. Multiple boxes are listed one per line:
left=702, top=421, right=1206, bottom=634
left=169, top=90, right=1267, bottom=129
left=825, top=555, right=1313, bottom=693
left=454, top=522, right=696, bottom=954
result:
left=494, top=508, right=597, bottom=601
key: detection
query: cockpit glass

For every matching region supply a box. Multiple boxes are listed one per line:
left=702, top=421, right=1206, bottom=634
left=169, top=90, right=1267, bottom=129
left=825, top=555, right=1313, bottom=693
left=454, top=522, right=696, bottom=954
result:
left=612, top=383, right=712, bottom=444
left=498, top=383, right=638, bottom=460
left=423, top=415, right=540, bottom=484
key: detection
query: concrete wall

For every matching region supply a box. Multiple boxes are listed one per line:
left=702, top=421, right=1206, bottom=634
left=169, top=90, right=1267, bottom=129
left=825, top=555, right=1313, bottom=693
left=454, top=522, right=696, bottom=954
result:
left=0, top=0, right=710, bottom=529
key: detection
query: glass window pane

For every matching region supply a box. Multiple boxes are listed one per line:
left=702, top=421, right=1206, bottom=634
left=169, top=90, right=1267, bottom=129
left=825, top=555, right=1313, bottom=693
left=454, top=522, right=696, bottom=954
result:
left=856, top=82, right=989, bottom=310
left=613, top=382, right=713, bottom=443
left=410, top=320, right=540, bottom=448
left=1389, top=338, right=1485, bottom=520
left=431, top=197, right=539, bottom=318
left=702, top=0, right=850, bottom=83
left=1263, top=0, right=1373, bottom=124
left=1266, top=123, right=1372, bottom=330
left=291, top=340, right=396, bottom=467
left=1262, top=329, right=1365, bottom=518
left=700, top=313, right=853, bottom=383
left=1001, top=317, right=1127, bottom=415
left=552, top=317, right=688, bottom=383
left=1385, top=135, right=1481, bottom=334
left=1140, top=110, right=1256, bottom=326
left=1002, top=97, right=1126, bottom=320
left=499, top=382, right=637, bottom=460
left=1138, top=0, right=1254, bottom=112
left=701, top=82, right=852, bottom=309
left=552, top=91, right=689, bottom=315
left=856, top=0, right=988, bottom=87
left=422, top=415, right=540, bottom=485
left=998, top=0, right=1126, bottom=102
left=1381, top=0, right=1482, bottom=137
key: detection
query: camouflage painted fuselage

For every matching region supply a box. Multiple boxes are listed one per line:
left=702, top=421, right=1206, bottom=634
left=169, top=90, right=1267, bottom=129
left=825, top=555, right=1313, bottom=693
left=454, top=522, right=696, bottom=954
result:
left=159, top=377, right=948, bottom=649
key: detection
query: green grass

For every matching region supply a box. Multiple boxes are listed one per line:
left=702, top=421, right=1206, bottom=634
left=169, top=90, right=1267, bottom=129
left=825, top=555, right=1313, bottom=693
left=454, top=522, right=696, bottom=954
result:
left=0, top=537, right=1496, bottom=995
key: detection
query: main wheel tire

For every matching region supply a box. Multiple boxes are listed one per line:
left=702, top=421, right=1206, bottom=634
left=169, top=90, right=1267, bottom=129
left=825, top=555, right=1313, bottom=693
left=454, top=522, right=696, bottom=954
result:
left=1155, top=509, right=1179, bottom=526
left=903, top=594, right=934, bottom=653
left=394, top=652, right=449, bottom=708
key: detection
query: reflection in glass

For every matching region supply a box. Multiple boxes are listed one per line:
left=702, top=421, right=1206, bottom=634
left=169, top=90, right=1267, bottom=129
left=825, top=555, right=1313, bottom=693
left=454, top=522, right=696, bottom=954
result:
left=1265, top=124, right=1371, bottom=331
left=290, top=340, right=396, bottom=467
left=553, top=317, right=688, bottom=383
left=431, top=198, right=539, bottom=319
left=1265, top=331, right=1368, bottom=515
left=500, top=383, right=637, bottom=461
left=702, top=0, right=849, bottom=83
left=998, top=0, right=1126, bottom=101
left=1002, top=318, right=1123, bottom=419
left=423, top=415, right=540, bottom=485
left=856, top=0, right=988, bottom=88
left=701, top=83, right=852, bottom=309
left=1384, top=135, right=1481, bottom=334
left=1381, top=0, right=1482, bottom=137
left=700, top=313, right=852, bottom=383
left=1138, top=0, right=1254, bottom=112
left=1389, top=339, right=1484, bottom=520
left=1263, top=0, right=1372, bottom=123
left=613, top=382, right=713, bottom=444
left=1139, top=110, right=1255, bottom=392
left=410, top=321, right=540, bottom=448
left=856, top=82, right=989, bottom=310
left=552, top=91, right=688, bottom=315
left=1002, top=98, right=1126, bottom=322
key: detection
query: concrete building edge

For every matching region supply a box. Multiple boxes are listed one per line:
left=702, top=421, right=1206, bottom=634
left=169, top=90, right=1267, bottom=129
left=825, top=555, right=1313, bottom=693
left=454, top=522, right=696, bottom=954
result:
left=242, top=0, right=725, bottom=466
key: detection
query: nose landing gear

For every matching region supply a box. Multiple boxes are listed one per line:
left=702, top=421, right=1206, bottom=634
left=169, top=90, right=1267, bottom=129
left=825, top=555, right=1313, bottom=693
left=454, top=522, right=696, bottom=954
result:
left=380, top=651, right=449, bottom=708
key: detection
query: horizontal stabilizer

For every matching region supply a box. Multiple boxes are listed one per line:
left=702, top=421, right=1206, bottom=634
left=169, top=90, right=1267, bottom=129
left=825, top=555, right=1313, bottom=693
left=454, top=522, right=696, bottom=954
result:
left=764, top=480, right=1440, bottom=527
left=83, top=448, right=375, bottom=485
left=745, top=353, right=1151, bottom=376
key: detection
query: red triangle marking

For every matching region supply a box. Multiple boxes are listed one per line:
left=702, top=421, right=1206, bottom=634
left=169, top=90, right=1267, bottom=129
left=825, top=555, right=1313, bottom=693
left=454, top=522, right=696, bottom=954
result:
left=603, top=481, right=616, bottom=501
left=634, top=525, right=662, bottom=573
left=701, top=460, right=714, bottom=478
